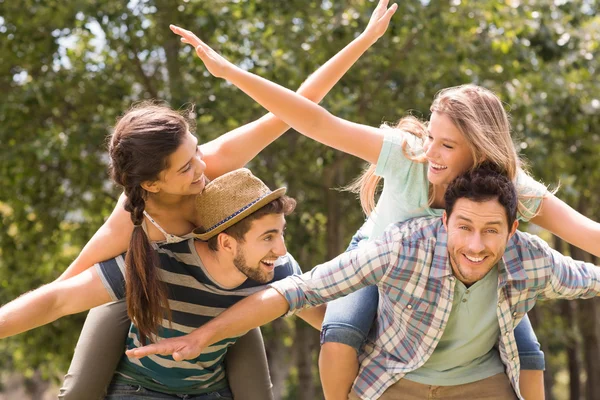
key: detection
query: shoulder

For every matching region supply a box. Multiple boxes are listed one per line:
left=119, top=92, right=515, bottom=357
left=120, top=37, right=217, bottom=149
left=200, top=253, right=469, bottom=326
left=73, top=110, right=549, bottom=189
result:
left=384, top=216, right=443, bottom=244
left=507, top=231, right=555, bottom=274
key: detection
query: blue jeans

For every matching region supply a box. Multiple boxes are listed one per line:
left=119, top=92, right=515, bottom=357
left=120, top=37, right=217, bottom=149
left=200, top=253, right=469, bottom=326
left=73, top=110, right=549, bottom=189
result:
left=105, top=383, right=233, bottom=400
left=321, top=285, right=545, bottom=371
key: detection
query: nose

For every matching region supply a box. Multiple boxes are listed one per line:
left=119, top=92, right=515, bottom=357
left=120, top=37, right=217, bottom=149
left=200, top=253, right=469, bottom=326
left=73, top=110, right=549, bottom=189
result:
left=424, top=140, right=436, bottom=159
left=193, top=152, right=207, bottom=174
left=467, top=233, right=486, bottom=254
left=273, top=236, right=287, bottom=256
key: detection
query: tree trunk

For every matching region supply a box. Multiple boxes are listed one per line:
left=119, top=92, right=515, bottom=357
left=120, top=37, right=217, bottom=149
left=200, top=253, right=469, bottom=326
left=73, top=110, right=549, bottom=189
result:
left=155, top=0, right=187, bottom=106
left=569, top=242, right=600, bottom=400
left=562, top=300, right=582, bottom=400
left=266, top=318, right=291, bottom=400
left=323, top=157, right=347, bottom=259
left=295, top=320, right=322, bottom=400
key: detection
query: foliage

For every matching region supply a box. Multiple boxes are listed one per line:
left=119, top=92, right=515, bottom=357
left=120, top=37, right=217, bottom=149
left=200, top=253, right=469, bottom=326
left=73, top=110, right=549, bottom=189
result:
left=1, top=0, right=599, bottom=398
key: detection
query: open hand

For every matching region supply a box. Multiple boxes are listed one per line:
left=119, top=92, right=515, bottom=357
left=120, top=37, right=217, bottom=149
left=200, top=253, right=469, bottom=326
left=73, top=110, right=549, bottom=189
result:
left=126, top=333, right=206, bottom=361
left=362, top=0, right=398, bottom=43
left=170, top=24, right=234, bottom=79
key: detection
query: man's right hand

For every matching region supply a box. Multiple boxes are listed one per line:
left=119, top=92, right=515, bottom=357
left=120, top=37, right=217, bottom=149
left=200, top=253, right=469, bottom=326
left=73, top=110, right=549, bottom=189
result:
left=126, top=332, right=207, bottom=361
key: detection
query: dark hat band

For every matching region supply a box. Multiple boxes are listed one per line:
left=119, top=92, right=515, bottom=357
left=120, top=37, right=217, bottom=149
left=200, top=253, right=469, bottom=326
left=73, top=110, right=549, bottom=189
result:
left=202, top=193, right=270, bottom=233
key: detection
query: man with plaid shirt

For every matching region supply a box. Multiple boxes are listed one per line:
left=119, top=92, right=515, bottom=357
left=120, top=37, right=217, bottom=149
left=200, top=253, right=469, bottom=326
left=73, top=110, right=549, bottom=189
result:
left=130, top=164, right=600, bottom=400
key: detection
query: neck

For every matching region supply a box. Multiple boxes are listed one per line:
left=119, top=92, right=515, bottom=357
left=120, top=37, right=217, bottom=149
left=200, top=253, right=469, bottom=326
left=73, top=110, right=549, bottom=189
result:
left=147, top=191, right=193, bottom=208
left=194, top=241, right=247, bottom=288
left=430, top=183, right=448, bottom=209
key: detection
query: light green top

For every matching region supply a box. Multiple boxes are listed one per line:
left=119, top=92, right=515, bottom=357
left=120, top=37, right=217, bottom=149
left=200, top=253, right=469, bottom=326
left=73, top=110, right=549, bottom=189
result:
left=366, top=130, right=547, bottom=240
left=403, top=267, right=505, bottom=385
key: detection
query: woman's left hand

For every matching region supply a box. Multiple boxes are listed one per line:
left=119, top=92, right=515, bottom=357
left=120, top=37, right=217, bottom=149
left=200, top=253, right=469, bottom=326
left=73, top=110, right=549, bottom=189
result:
left=361, top=0, right=398, bottom=44
left=170, top=24, right=235, bottom=80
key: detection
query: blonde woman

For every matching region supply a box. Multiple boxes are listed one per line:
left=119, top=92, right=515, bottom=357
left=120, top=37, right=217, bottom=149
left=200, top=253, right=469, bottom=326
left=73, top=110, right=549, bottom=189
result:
left=171, top=18, right=600, bottom=400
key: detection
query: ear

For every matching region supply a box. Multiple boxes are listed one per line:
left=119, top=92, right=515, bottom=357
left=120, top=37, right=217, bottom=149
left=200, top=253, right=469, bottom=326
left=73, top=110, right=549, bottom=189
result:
left=141, top=180, right=160, bottom=193
left=217, top=233, right=237, bottom=255
left=508, top=219, right=519, bottom=239
left=442, top=211, right=448, bottom=229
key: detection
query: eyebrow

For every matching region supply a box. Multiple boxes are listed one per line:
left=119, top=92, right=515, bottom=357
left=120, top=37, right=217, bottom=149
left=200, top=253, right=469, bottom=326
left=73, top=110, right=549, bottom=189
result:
left=428, top=132, right=459, bottom=145
left=455, top=216, right=503, bottom=226
left=260, top=223, right=286, bottom=237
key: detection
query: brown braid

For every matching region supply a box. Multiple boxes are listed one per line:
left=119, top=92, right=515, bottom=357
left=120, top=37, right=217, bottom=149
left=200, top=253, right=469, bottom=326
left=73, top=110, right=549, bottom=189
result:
left=108, top=102, right=189, bottom=344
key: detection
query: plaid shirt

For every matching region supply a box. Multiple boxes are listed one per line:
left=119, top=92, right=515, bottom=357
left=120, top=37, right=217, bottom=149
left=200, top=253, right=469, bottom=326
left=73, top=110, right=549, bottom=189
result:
left=271, top=217, right=600, bottom=399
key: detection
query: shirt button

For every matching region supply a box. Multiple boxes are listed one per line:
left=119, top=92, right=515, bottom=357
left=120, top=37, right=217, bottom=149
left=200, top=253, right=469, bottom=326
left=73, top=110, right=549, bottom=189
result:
left=511, top=356, right=516, bottom=361
left=407, top=304, right=412, bottom=309
left=462, top=299, right=467, bottom=303
left=505, top=331, right=510, bottom=336
left=512, top=312, right=517, bottom=317
left=465, top=289, right=470, bottom=294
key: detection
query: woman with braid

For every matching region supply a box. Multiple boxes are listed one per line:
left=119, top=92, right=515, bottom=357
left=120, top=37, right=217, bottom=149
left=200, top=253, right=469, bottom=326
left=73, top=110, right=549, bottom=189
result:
left=51, top=2, right=398, bottom=398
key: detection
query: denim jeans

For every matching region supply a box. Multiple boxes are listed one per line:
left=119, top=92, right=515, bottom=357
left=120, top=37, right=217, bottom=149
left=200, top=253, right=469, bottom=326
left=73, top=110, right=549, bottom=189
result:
left=105, top=383, right=233, bottom=400
left=321, top=285, right=545, bottom=370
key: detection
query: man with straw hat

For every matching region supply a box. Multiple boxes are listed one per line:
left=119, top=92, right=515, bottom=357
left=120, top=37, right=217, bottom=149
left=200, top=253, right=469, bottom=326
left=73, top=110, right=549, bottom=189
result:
left=0, top=168, right=324, bottom=399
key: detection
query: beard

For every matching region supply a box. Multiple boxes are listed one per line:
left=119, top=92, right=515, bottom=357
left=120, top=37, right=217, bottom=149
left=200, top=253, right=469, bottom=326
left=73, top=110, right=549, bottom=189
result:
left=233, top=249, right=274, bottom=283
left=448, top=250, right=498, bottom=286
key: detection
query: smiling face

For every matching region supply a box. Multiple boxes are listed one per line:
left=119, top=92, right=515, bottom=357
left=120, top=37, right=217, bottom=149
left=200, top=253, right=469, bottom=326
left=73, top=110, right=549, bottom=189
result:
left=147, top=131, right=207, bottom=196
left=424, top=112, right=475, bottom=188
left=231, top=213, right=288, bottom=283
left=443, top=197, right=518, bottom=286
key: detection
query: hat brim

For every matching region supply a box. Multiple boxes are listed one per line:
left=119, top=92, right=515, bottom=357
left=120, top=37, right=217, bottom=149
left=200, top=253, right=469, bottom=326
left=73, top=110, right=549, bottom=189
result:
left=192, top=187, right=287, bottom=241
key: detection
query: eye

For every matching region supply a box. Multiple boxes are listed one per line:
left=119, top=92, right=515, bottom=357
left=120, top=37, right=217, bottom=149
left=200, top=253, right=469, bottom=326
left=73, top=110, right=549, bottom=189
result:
left=458, top=225, right=470, bottom=231
left=264, top=235, right=273, bottom=241
left=443, top=144, right=453, bottom=149
left=181, top=164, right=191, bottom=173
left=486, top=229, right=499, bottom=234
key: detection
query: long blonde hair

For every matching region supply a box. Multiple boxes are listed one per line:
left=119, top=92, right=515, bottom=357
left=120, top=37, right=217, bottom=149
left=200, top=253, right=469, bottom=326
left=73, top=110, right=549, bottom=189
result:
left=347, top=84, right=542, bottom=218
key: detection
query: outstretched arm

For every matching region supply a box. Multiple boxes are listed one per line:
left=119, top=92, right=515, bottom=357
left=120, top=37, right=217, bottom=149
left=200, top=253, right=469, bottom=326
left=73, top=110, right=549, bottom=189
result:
left=56, top=194, right=134, bottom=281
left=531, top=194, right=600, bottom=258
left=0, top=268, right=111, bottom=339
left=127, top=232, right=397, bottom=360
left=127, top=287, right=288, bottom=361
left=174, top=1, right=398, bottom=166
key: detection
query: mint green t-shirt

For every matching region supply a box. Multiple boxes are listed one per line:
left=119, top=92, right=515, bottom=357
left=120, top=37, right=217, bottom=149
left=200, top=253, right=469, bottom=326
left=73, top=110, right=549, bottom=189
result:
left=403, top=267, right=505, bottom=385
left=367, top=130, right=547, bottom=241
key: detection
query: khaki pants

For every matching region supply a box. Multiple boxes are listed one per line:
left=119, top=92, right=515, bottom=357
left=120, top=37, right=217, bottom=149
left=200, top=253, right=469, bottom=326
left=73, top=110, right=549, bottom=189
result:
left=349, top=373, right=517, bottom=400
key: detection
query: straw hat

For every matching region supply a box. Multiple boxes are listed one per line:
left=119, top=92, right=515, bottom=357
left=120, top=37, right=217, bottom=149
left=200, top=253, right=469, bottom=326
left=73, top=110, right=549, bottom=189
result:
left=193, top=168, right=286, bottom=240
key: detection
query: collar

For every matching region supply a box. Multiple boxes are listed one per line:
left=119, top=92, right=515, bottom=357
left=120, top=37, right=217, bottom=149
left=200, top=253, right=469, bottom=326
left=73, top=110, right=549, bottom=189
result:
left=497, top=234, right=529, bottom=287
left=430, top=222, right=454, bottom=279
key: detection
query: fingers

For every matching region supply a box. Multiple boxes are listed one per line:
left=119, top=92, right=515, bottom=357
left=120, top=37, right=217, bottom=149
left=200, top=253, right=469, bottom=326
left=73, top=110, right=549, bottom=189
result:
left=384, top=3, right=398, bottom=19
left=377, top=0, right=389, bottom=11
left=126, top=343, right=171, bottom=359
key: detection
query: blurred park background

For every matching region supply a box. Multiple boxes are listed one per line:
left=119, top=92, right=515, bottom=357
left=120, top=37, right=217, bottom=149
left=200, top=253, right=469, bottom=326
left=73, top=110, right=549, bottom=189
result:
left=1, top=0, right=600, bottom=399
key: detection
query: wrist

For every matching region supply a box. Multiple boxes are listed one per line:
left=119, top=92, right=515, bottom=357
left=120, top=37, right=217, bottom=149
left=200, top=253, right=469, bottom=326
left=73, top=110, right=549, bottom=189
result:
left=222, top=64, right=240, bottom=83
left=357, top=32, right=378, bottom=47
left=190, top=319, right=220, bottom=346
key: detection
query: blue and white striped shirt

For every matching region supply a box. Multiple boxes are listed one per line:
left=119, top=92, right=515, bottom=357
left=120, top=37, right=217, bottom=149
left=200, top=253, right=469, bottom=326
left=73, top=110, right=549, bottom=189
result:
left=96, top=239, right=301, bottom=395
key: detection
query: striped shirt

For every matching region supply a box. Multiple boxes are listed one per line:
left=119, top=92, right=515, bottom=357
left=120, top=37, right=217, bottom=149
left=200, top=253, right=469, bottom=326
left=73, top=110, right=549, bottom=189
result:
left=271, top=216, right=600, bottom=400
left=95, top=239, right=301, bottom=395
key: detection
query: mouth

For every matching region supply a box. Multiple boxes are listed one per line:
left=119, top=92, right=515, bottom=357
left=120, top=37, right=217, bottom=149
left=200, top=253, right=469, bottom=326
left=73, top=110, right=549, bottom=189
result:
left=428, top=161, right=448, bottom=173
left=191, top=175, right=205, bottom=185
left=260, top=258, right=277, bottom=270
left=462, top=253, right=487, bottom=265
